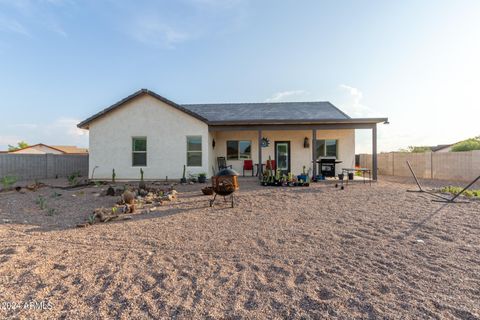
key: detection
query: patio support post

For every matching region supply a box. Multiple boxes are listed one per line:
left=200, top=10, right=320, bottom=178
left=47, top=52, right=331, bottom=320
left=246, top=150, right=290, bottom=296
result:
left=372, top=124, right=378, bottom=180
left=258, top=129, right=263, bottom=179
left=312, top=129, right=317, bottom=178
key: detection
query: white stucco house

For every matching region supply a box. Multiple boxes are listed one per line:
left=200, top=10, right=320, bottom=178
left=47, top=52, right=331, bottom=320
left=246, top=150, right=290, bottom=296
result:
left=78, top=89, right=387, bottom=180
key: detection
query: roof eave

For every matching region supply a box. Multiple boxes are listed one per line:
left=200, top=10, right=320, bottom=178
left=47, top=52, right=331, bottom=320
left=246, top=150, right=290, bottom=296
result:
left=207, top=118, right=388, bottom=126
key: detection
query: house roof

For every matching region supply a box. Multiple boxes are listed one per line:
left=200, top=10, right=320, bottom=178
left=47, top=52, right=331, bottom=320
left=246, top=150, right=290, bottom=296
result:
left=8, top=143, right=88, bottom=154
left=77, top=89, right=208, bottom=129
left=51, top=146, right=88, bottom=154
left=78, top=89, right=388, bottom=128
left=431, top=144, right=452, bottom=152
left=181, top=101, right=351, bottom=123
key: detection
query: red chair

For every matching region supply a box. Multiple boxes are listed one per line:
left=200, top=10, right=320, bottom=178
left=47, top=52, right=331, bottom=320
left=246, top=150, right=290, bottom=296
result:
left=266, top=159, right=276, bottom=171
left=243, top=160, right=254, bottom=176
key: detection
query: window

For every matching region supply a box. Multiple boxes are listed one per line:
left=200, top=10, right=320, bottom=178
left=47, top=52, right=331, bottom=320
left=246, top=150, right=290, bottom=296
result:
left=315, top=139, right=338, bottom=158
left=226, top=140, right=251, bottom=160
left=187, top=136, right=202, bottom=167
left=132, top=137, right=147, bottom=166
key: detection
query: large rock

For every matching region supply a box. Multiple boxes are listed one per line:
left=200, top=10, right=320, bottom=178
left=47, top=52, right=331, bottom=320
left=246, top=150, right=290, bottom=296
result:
left=122, top=191, right=135, bottom=205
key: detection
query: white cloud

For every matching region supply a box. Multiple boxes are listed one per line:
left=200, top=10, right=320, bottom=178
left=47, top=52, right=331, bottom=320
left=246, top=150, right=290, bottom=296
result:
left=0, top=15, right=29, bottom=36
left=188, top=0, right=245, bottom=9
left=0, top=0, right=70, bottom=38
left=46, top=20, right=67, bottom=37
left=129, top=17, right=189, bottom=48
left=265, top=90, right=309, bottom=102
left=0, top=135, right=22, bottom=148
left=52, top=118, right=88, bottom=137
left=339, top=84, right=374, bottom=117
left=0, top=117, right=88, bottom=150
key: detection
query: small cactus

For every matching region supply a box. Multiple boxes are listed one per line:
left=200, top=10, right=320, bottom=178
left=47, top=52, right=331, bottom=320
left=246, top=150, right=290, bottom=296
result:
left=139, top=168, right=146, bottom=189
left=180, top=165, right=187, bottom=183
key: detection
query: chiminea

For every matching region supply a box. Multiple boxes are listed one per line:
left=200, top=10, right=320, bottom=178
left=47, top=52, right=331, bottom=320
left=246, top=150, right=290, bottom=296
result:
left=210, top=168, right=239, bottom=208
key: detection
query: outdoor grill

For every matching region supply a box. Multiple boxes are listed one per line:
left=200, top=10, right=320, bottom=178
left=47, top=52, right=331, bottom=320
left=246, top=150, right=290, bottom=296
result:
left=320, top=158, right=338, bottom=177
left=209, top=168, right=239, bottom=208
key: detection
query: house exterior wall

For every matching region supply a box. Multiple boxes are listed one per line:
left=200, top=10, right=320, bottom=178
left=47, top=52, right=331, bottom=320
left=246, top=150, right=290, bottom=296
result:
left=88, top=95, right=210, bottom=180
left=212, top=129, right=355, bottom=176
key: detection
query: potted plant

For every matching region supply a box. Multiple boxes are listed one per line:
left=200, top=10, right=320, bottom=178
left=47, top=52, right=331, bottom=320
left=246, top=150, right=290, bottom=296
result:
left=261, top=171, right=269, bottom=186
left=180, top=165, right=187, bottom=184
left=189, top=173, right=198, bottom=183
left=274, top=169, right=282, bottom=186
left=297, top=165, right=308, bottom=183
left=287, top=172, right=295, bottom=187
left=198, top=173, right=207, bottom=183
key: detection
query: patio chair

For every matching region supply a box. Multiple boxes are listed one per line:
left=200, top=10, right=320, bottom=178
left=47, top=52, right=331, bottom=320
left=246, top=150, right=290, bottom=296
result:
left=243, top=159, right=254, bottom=176
left=217, top=157, right=232, bottom=171
left=266, top=159, right=276, bottom=171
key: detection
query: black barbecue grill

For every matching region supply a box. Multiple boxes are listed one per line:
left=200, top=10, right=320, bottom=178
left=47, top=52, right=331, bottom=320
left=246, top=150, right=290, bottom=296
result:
left=318, top=158, right=343, bottom=177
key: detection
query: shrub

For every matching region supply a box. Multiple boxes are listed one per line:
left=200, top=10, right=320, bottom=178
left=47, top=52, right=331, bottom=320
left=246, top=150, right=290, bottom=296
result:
left=67, top=171, right=81, bottom=186
left=440, top=186, right=480, bottom=198
left=36, top=195, right=47, bottom=210
left=1, top=176, right=17, bottom=190
left=451, top=137, right=480, bottom=152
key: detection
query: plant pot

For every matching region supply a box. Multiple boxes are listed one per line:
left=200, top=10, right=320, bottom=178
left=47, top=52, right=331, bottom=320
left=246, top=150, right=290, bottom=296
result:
left=180, top=178, right=187, bottom=183
left=198, top=176, right=206, bottom=183
left=201, top=186, right=213, bottom=195
left=297, top=174, right=308, bottom=182
left=338, top=174, right=344, bottom=180
left=348, top=173, right=354, bottom=180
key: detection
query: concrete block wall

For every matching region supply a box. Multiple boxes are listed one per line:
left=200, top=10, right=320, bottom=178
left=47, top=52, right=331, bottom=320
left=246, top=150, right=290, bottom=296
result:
left=0, top=154, right=88, bottom=181
left=358, top=151, right=480, bottom=181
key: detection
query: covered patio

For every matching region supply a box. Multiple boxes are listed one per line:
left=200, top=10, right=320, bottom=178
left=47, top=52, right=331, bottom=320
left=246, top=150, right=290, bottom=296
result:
left=209, top=118, right=387, bottom=181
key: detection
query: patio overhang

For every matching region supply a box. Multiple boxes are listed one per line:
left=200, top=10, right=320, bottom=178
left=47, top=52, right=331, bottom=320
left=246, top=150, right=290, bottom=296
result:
left=209, top=117, right=388, bottom=181
left=207, top=118, right=388, bottom=131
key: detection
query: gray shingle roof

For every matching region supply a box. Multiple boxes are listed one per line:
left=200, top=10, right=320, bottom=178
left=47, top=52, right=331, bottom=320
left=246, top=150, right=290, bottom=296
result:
left=181, top=101, right=351, bottom=122
left=79, top=89, right=389, bottom=129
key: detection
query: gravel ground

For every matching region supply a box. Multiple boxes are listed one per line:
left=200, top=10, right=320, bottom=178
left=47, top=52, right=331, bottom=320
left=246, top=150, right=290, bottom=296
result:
left=0, top=177, right=479, bottom=319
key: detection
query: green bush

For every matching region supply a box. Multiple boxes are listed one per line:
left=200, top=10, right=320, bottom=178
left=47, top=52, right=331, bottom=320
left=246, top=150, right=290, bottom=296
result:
left=451, top=137, right=480, bottom=152
left=67, top=171, right=81, bottom=186
left=440, top=186, right=480, bottom=198
left=1, top=176, right=17, bottom=190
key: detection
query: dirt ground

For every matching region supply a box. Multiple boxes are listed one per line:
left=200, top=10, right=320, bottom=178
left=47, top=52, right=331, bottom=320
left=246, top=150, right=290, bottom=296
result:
left=0, top=176, right=479, bottom=319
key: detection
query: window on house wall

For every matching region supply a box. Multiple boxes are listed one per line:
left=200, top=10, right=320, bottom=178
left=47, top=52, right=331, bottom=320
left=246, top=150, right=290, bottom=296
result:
left=132, top=137, right=147, bottom=166
left=226, top=140, right=252, bottom=160
left=315, top=139, right=338, bottom=158
left=187, top=136, right=202, bottom=167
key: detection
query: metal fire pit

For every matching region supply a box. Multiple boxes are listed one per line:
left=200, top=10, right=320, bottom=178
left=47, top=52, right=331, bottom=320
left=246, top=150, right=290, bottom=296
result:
left=209, top=168, right=239, bottom=208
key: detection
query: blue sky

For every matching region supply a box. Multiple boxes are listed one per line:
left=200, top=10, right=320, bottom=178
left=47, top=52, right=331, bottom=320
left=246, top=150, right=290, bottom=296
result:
left=1, top=0, right=479, bottom=152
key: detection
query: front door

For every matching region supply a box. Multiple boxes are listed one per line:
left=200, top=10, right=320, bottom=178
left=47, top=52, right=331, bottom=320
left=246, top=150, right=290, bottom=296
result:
left=275, top=141, right=291, bottom=174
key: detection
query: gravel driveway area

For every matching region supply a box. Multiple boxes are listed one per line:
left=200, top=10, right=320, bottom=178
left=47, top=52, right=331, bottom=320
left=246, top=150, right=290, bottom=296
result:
left=0, top=177, right=479, bottom=319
